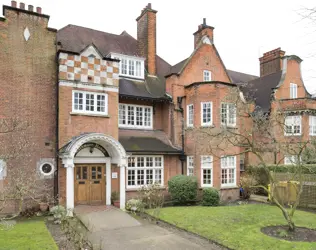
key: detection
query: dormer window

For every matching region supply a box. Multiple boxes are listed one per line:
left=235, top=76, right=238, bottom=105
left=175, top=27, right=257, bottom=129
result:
left=88, top=54, right=96, bottom=58
left=111, top=53, right=145, bottom=79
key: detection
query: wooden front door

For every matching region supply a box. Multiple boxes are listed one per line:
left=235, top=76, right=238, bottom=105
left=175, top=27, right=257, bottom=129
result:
left=75, top=165, right=105, bottom=205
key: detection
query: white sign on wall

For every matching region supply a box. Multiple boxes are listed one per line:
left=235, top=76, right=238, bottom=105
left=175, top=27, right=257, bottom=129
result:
left=112, top=172, right=118, bottom=179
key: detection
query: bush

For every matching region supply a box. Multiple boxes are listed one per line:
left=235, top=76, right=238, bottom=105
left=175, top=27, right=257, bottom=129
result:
left=201, top=188, right=220, bottom=206
left=125, top=199, right=143, bottom=212
left=240, top=174, right=258, bottom=199
left=168, top=175, right=198, bottom=205
left=138, top=182, right=164, bottom=209
left=50, top=205, right=66, bottom=224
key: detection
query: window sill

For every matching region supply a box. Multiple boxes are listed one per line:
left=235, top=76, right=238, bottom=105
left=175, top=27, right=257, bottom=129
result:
left=284, top=134, right=302, bottom=137
left=70, top=112, right=110, bottom=118
left=221, top=125, right=237, bottom=129
left=119, top=126, right=153, bottom=130
left=220, top=185, right=238, bottom=189
left=126, top=186, right=165, bottom=192
left=200, top=124, right=215, bottom=128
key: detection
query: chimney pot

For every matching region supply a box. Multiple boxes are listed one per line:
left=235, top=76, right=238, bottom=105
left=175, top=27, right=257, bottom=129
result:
left=20, top=2, right=25, bottom=9
left=203, top=18, right=206, bottom=26
left=148, top=3, right=152, bottom=9
left=11, top=1, right=17, bottom=7
left=36, top=7, right=42, bottom=14
left=28, top=5, right=33, bottom=11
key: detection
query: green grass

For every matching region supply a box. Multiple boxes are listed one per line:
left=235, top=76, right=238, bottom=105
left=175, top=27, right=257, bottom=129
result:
left=148, top=204, right=316, bottom=250
left=0, top=218, right=58, bottom=250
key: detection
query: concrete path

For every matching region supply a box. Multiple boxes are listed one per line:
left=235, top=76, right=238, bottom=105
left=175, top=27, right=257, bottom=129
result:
left=75, top=205, right=224, bottom=250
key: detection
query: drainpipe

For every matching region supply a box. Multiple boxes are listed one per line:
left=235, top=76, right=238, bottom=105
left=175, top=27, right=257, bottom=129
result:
left=177, top=96, right=186, bottom=174
left=54, top=42, right=60, bottom=204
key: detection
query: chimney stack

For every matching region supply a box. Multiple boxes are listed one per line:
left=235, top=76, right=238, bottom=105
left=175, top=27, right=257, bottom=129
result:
left=28, top=5, right=33, bottom=11
left=36, top=7, right=42, bottom=14
left=259, top=48, right=285, bottom=77
left=11, top=1, right=17, bottom=7
left=193, top=18, right=214, bottom=49
left=136, top=3, right=157, bottom=76
left=19, top=2, right=25, bottom=9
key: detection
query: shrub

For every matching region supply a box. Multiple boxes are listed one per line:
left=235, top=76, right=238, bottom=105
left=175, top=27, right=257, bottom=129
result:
left=168, top=175, right=198, bottom=205
left=50, top=205, right=66, bottom=224
left=202, top=188, right=220, bottom=206
left=240, top=173, right=258, bottom=199
left=138, top=182, right=164, bottom=209
left=125, top=199, right=143, bottom=212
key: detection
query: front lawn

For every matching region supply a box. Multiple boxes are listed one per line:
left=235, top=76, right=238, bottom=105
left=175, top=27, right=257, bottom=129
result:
left=148, top=204, right=316, bottom=250
left=0, top=219, right=58, bottom=250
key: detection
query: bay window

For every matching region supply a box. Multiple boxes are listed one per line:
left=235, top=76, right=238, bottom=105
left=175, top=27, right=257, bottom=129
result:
left=309, top=116, right=316, bottom=136
left=187, top=104, right=194, bottom=127
left=285, top=116, right=301, bottom=136
left=221, top=103, right=236, bottom=127
left=119, top=104, right=153, bottom=129
left=127, top=156, right=163, bottom=188
left=201, top=102, right=212, bottom=126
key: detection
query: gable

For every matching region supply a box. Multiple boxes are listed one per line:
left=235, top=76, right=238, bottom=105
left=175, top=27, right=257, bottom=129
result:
left=178, top=43, right=231, bottom=84
left=274, top=56, right=309, bottom=100
left=80, top=45, right=102, bottom=59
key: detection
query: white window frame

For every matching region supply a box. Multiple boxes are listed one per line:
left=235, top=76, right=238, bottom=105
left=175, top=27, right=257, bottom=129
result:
left=201, top=155, right=213, bottom=187
left=203, top=70, right=211, bottom=81
left=126, top=155, right=164, bottom=188
left=221, top=103, right=237, bottom=127
left=309, top=116, right=316, bottom=136
left=111, top=53, right=145, bottom=79
left=119, top=103, right=153, bottom=129
left=284, top=155, right=301, bottom=165
left=221, top=156, right=237, bottom=187
left=187, top=156, right=194, bottom=176
left=72, top=90, right=108, bottom=115
left=201, top=102, right=212, bottom=126
left=284, top=116, right=301, bottom=136
left=290, top=83, right=298, bottom=99
left=187, top=104, right=194, bottom=127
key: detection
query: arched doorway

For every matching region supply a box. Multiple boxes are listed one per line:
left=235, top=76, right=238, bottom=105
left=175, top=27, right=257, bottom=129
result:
left=59, top=133, right=127, bottom=213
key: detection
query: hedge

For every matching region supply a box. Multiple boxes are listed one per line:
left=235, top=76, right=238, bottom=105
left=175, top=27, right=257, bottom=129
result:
left=168, top=175, right=198, bottom=205
left=246, top=164, right=316, bottom=174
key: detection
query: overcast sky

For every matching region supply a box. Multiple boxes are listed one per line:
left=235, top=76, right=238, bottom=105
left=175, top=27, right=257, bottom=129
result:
left=2, top=0, right=316, bottom=92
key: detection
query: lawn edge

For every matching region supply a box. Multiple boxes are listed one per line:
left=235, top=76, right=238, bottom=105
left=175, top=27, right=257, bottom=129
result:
left=141, top=211, right=231, bottom=250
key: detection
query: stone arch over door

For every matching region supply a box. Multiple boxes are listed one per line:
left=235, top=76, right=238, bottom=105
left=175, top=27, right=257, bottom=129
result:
left=59, top=133, right=127, bottom=213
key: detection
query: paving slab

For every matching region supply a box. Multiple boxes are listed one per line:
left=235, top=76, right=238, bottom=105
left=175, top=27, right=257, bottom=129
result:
left=76, top=208, right=141, bottom=232
left=75, top=206, right=224, bottom=250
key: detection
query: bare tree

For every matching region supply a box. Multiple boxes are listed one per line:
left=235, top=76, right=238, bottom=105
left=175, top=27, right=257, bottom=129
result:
left=0, top=118, right=52, bottom=218
left=190, top=87, right=311, bottom=231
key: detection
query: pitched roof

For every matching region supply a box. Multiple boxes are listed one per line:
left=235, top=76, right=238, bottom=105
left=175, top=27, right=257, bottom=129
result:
left=242, top=71, right=283, bottom=112
left=168, top=58, right=258, bottom=85
left=119, top=129, right=181, bottom=154
left=57, top=24, right=171, bottom=99
left=226, top=69, right=258, bottom=84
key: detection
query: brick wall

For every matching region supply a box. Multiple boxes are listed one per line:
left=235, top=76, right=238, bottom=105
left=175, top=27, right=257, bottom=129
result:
left=0, top=4, right=57, bottom=211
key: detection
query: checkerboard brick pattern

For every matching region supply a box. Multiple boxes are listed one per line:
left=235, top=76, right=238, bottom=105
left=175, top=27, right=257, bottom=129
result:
left=58, top=52, right=119, bottom=86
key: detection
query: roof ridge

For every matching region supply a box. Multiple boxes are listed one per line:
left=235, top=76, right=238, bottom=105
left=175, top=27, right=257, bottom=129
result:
left=227, top=69, right=258, bottom=78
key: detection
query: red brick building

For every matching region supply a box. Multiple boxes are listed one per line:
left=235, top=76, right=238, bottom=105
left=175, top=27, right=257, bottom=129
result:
left=0, top=2, right=314, bottom=212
